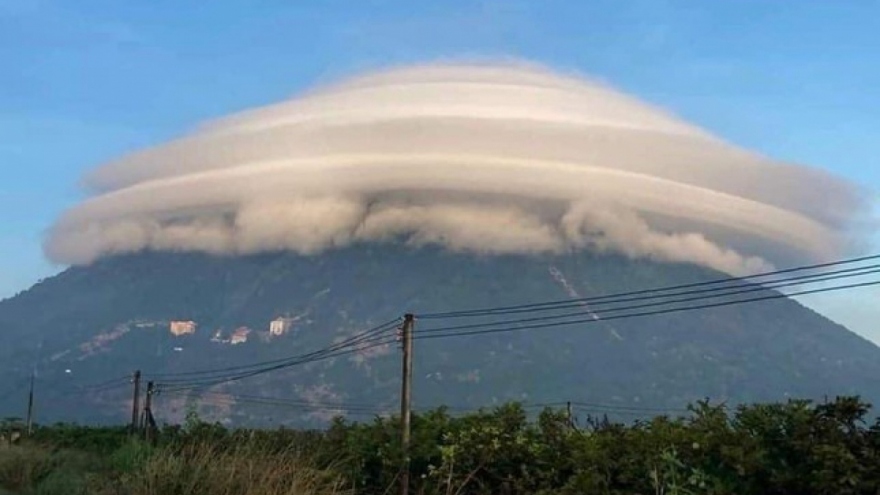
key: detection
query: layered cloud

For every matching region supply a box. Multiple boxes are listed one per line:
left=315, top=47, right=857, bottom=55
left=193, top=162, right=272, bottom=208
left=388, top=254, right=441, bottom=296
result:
left=46, top=62, right=872, bottom=275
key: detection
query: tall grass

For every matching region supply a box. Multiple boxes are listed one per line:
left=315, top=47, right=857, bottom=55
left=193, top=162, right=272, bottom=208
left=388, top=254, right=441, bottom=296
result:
left=0, top=439, right=350, bottom=495
left=0, top=445, right=96, bottom=495
left=126, top=441, right=350, bottom=495
left=0, top=445, right=55, bottom=492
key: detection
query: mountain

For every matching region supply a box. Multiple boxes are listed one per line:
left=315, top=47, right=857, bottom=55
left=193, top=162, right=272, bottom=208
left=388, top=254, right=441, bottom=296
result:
left=1, top=245, right=879, bottom=427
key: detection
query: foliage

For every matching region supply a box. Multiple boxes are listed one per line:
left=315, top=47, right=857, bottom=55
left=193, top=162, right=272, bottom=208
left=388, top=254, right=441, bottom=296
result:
left=0, top=396, right=878, bottom=495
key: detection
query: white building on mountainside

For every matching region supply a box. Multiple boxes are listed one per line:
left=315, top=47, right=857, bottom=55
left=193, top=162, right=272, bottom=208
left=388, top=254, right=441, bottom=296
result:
left=269, top=317, right=293, bottom=336
left=169, top=321, right=197, bottom=336
left=230, top=327, right=251, bottom=345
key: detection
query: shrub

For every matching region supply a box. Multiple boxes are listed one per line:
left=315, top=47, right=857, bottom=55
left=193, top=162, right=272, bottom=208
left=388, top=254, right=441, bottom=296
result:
left=3, top=397, right=879, bottom=494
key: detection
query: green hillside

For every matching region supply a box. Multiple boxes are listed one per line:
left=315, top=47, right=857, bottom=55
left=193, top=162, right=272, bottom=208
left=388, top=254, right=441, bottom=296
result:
left=1, top=245, right=878, bottom=426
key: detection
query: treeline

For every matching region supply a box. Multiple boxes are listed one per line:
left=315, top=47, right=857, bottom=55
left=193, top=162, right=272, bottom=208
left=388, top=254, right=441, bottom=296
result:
left=2, top=396, right=880, bottom=494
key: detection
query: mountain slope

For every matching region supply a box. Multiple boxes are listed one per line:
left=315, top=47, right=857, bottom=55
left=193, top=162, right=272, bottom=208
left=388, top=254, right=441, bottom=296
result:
left=1, top=246, right=878, bottom=426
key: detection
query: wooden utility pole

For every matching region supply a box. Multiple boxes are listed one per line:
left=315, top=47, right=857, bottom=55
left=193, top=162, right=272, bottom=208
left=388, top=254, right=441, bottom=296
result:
left=25, top=371, right=35, bottom=436
left=130, top=371, right=141, bottom=434
left=143, top=381, right=155, bottom=442
left=566, top=401, right=573, bottom=430
left=399, top=314, right=415, bottom=495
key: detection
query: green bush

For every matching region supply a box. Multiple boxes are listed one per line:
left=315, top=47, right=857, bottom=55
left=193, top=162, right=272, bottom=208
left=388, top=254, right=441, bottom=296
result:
left=107, top=439, right=155, bottom=474
left=2, top=396, right=879, bottom=495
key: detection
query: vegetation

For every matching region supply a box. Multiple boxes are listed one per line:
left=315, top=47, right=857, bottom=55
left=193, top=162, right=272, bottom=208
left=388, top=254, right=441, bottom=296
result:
left=0, top=432, right=346, bottom=495
left=1, top=396, right=878, bottom=494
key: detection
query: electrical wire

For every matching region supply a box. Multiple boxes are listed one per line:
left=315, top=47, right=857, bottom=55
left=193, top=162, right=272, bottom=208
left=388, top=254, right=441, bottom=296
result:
left=157, top=269, right=880, bottom=396
left=158, top=334, right=400, bottom=392
left=161, top=389, right=691, bottom=419
left=126, top=255, right=880, bottom=422
left=145, top=318, right=401, bottom=392
left=148, top=318, right=401, bottom=381
left=79, top=375, right=134, bottom=392
left=156, top=332, right=398, bottom=389
left=24, top=373, right=133, bottom=399
left=414, top=279, right=880, bottom=340
left=162, top=390, right=399, bottom=419
left=425, top=263, right=880, bottom=319
left=415, top=267, right=880, bottom=335
left=164, top=390, right=390, bottom=415
left=569, top=400, right=690, bottom=414
left=419, top=253, right=880, bottom=319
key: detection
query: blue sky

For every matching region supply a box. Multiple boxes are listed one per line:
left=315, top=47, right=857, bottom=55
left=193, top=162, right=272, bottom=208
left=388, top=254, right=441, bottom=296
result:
left=1, top=0, right=878, bottom=340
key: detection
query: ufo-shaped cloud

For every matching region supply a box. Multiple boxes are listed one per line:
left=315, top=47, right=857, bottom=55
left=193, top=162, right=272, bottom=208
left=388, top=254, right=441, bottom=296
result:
left=46, top=62, right=871, bottom=275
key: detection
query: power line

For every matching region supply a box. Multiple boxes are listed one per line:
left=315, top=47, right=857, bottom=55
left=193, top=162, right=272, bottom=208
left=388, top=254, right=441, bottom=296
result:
left=158, top=334, right=400, bottom=392
left=80, top=375, right=133, bottom=392
left=161, top=389, right=690, bottom=418
left=53, top=375, right=133, bottom=397
left=419, top=253, right=880, bottom=319
left=426, top=263, right=880, bottom=319
left=164, top=390, right=391, bottom=415
left=569, top=405, right=682, bottom=418
left=415, top=268, right=880, bottom=335
left=569, top=400, right=689, bottom=414
left=157, top=332, right=398, bottom=389
left=156, top=267, right=880, bottom=398
left=115, top=254, right=880, bottom=427
left=414, top=279, right=880, bottom=340
left=147, top=319, right=401, bottom=391
left=148, top=318, right=401, bottom=381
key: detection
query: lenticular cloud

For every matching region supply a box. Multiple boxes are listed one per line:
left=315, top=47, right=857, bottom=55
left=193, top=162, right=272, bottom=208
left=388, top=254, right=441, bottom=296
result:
left=46, top=62, right=870, bottom=275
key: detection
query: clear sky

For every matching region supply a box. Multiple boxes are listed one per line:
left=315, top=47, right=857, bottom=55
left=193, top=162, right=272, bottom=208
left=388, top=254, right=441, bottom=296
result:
left=1, top=0, right=878, bottom=340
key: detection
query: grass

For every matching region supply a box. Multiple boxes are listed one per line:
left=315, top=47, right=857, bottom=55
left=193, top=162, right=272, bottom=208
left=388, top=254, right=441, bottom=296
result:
left=0, top=444, right=106, bottom=495
left=0, top=445, right=57, bottom=494
left=0, top=440, right=350, bottom=495
left=126, top=441, right=349, bottom=495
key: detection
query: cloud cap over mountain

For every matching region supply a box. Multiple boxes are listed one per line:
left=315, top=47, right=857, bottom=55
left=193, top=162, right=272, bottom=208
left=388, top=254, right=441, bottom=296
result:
left=46, top=61, right=872, bottom=275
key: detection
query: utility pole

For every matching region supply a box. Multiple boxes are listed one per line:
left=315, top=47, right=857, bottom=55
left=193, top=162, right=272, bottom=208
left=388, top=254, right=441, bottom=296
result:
left=566, top=401, right=573, bottom=430
left=130, top=371, right=141, bottom=434
left=143, top=381, right=155, bottom=443
left=399, top=314, right=415, bottom=495
left=25, top=371, right=35, bottom=436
